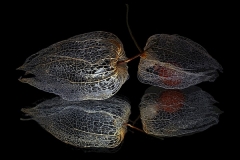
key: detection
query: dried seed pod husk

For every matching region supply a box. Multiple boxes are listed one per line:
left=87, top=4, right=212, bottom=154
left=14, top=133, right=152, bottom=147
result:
left=18, top=31, right=129, bottom=101
left=139, top=86, right=222, bottom=137
left=21, top=96, right=131, bottom=148
left=138, top=34, right=223, bottom=89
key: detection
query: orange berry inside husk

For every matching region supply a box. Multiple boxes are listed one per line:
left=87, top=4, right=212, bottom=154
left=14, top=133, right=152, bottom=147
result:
left=154, top=64, right=182, bottom=87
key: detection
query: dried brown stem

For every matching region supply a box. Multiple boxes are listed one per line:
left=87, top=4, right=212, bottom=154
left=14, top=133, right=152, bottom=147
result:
left=126, top=124, right=145, bottom=133
left=126, top=4, right=143, bottom=53
left=117, top=52, right=146, bottom=64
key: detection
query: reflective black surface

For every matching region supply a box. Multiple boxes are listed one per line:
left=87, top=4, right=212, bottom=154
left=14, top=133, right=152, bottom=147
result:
left=13, top=1, right=232, bottom=158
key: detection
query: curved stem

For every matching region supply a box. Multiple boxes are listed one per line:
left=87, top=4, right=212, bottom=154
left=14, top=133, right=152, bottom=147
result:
left=126, top=124, right=145, bottom=133
left=132, top=115, right=140, bottom=126
left=126, top=4, right=143, bottom=53
left=117, top=52, right=144, bottom=64
left=117, top=4, right=147, bottom=65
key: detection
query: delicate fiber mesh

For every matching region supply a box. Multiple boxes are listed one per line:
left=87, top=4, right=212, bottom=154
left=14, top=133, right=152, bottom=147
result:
left=138, top=34, right=223, bottom=89
left=21, top=96, right=131, bottom=148
left=18, top=31, right=129, bottom=101
left=139, top=86, right=222, bottom=137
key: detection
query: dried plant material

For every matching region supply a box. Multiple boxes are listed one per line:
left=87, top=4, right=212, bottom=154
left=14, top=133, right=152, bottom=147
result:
left=21, top=96, right=131, bottom=148
left=138, top=34, right=223, bottom=89
left=18, top=31, right=129, bottom=101
left=139, top=86, right=222, bottom=137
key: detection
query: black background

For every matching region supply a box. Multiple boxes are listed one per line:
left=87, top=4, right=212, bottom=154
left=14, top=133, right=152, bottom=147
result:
left=7, top=1, right=236, bottom=158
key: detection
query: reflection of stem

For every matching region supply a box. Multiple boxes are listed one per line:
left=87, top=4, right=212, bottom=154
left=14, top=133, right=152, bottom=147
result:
left=128, top=119, right=133, bottom=123
left=132, top=115, right=140, bottom=126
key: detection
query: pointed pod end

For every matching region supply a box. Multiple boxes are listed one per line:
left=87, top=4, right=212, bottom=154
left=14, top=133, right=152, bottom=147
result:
left=20, top=108, right=33, bottom=121
left=18, top=77, right=30, bottom=83
left=16, top=65, right=24, bottom=71
left=18, top=71, right=35, bottom=83
left=219, top=66, right=223, bottom=73
left=213, top=105, right=224, bottom=115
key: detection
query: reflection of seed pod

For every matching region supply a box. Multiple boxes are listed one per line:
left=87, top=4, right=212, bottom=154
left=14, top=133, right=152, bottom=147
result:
left=17, top=31, right=129, bottom=101
left=139, top=86, right=222, bottom=137
left=69, top=141, right=123, bottom=153
left=21, top=96, right=131, bottom=148
left=138, top=34, right=223, bottom=89
left=158, top=90, right=185, bottom=113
